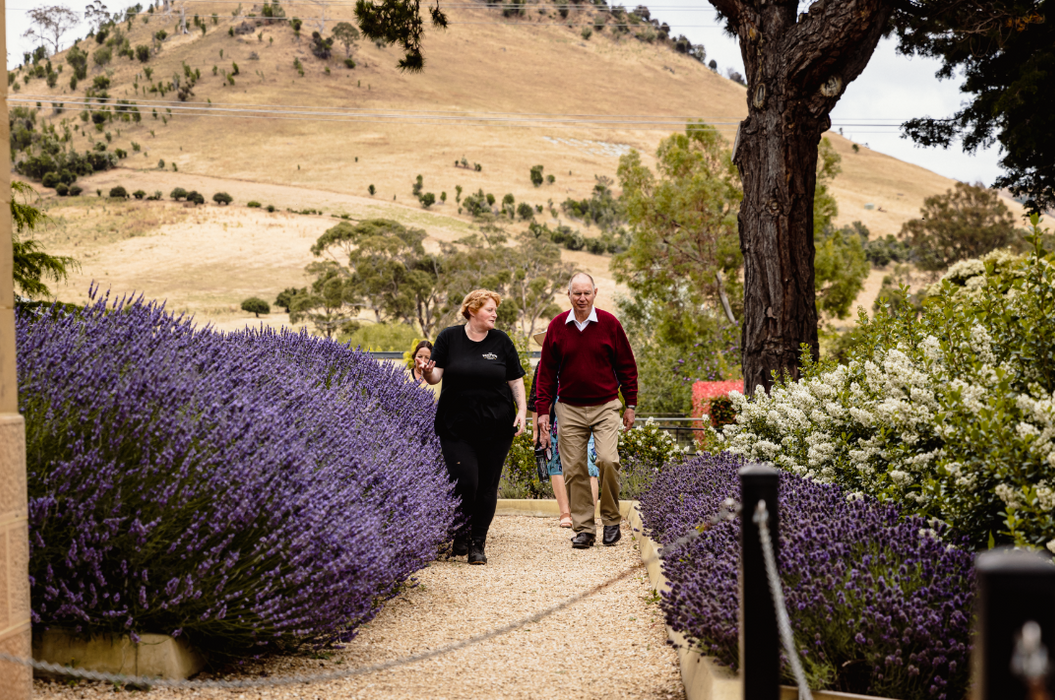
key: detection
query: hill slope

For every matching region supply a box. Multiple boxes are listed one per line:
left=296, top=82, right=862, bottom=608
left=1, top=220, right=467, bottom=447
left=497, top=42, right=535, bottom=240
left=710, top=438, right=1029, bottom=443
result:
left=13, top=1, right=1027, bottom=331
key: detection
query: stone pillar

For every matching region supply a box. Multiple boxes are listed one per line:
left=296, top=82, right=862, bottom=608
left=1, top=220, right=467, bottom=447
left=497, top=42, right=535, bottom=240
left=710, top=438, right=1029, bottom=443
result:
left=0, top=1, right=34, bottom=696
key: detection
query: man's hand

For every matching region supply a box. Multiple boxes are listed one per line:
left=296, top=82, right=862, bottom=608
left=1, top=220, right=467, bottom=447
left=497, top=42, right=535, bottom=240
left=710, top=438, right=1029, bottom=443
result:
left=623, top=407, right=636, bottom=431
left=537, top=414, right=550, bottom=448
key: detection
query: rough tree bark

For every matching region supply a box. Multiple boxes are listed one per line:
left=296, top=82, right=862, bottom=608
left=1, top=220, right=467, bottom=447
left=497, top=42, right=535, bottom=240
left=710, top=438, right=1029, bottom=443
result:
left=710, top=0, right=893, bottom=395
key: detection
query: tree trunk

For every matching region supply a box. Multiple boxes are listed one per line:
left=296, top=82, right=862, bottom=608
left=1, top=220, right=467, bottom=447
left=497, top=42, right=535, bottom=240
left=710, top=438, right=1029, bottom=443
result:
left=712, top=0, right=894, bottom=395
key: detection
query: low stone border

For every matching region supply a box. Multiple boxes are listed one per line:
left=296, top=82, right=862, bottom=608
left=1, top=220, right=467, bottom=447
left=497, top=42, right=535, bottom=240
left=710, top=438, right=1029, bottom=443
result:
left=33, top=629, right=206, bottom=681
left=624, top=503, right=893, bottom=700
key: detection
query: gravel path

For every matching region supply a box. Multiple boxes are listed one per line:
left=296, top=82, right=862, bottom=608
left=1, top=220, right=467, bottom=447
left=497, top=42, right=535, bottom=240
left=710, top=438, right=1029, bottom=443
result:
left=33, top=515, right=684, bottom=700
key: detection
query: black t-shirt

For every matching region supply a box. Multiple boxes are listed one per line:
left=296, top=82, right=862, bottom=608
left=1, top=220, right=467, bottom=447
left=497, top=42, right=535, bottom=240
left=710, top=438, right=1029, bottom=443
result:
left=432, top=325, right=525, bottom=440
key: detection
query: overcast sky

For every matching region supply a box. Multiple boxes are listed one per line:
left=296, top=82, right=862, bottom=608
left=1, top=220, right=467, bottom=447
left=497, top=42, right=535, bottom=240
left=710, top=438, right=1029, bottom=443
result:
left=6, top=0, right=1003, bottom=186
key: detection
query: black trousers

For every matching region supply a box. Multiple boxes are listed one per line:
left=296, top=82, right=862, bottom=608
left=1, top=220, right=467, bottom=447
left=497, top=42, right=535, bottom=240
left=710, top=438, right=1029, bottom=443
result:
left=439, top=433, right=514, bottom=543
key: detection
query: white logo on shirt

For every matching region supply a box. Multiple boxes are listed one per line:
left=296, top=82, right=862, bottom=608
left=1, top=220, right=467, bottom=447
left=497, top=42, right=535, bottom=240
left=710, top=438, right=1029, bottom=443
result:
left=482, top=352, right=498, bottom=360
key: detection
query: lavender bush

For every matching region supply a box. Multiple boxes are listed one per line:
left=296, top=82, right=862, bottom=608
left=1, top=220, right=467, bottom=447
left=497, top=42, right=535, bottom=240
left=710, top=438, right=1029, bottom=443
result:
left=18, top=292, right=457, bottom=654
left=639, top=454, right=974, bottom=700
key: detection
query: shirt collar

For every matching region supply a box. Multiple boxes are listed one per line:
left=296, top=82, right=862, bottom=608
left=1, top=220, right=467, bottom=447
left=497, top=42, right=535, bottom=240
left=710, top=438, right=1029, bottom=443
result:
left=565, top=307, right=598, bottom=325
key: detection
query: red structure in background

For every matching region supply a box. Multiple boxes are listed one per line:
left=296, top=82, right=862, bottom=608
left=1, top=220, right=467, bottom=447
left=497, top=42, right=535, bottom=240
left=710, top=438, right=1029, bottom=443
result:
left=691, top=381, right=742, bottom=448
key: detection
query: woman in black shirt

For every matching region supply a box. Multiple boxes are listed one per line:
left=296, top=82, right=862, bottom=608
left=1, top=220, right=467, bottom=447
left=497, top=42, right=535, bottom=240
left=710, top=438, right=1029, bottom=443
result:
left=417, top=289, right=526, bottom=565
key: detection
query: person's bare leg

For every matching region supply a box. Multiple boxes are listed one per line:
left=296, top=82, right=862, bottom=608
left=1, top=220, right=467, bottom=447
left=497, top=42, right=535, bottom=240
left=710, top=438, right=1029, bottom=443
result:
left=551, top=474, right=571, bottom=524
left=590, top=476, right=599, bottom=506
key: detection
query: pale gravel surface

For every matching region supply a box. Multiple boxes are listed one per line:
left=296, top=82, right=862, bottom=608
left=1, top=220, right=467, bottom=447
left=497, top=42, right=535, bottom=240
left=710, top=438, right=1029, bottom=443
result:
left=33, top=515, right=684, bottom=700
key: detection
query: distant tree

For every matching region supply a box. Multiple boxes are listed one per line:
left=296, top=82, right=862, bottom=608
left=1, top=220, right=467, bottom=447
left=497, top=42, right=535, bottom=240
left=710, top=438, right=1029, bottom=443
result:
left=23, top=5, right=79, bottom=55
left=274, top=286, right=304, bottom=312
left=241, top=297, right=271, bottom=317
left=530, top=164, right=544, bottom=187
left=132, top=189, right=146, bottom=199
left=901, top=182, right=1018, bottom=271
left=108, top=185, right=128, bottom=198
left=420, top=192, right=436, bottom=208
left=517, top=202, right=534, bottom=221
left=169, top=187, right=187, bottom=200
left=500, top=235, right=573, bottom=336
left=310, top=31, right=334, bottom=58
left=84, top=0, right=110, bottom=33
left=332, top=21, right=360, bottom=56
left=290, top=264, right=359, bottom=338
left=212, top=191, right=233, bottom=205
left=188, top=191, right=205, bottom=205
left=368, top=184, right=375, bottom=196
left=93, top=46, right=112, bottom=66
left=135, top=44, right=150, bottom=62
left=290, top=17, right=302, bottom=40
left=10, top=182, right=77, bottom=299
left=708, top=59, right=717, bottom=71
left=65, top=45, right=88, bottom=79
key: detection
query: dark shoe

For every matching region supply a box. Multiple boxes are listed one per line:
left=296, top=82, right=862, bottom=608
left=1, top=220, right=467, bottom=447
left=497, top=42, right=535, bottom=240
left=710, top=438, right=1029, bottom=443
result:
left=571, top=531, right=596, bottom=549
left=603, top=524, right=622, bottom=546
left=468, top=540, right=487, bottom=565
left=452, top=534, right=470, bottom=557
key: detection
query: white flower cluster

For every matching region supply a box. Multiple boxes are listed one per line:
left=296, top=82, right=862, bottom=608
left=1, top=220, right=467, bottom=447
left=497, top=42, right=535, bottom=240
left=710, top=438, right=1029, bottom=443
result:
left=720, top=318, right=1054, bottom=545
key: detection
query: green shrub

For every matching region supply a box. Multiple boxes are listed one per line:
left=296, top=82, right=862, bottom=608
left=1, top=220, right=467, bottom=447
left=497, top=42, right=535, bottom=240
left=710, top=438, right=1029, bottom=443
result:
left=170, top=187, right=188, bottom=201
left=135, top=44, right=150, bottom=62
left=368, top=184, right=375, bottom=196
left=55, top=183, right=69, bottom=197
left=722, top=216, right=1055, bottom=550
left=213, top=192, right=233, bottom=205
left=158, top=159, right=165, bottom=169
left=241, top=297, right=271, bottom=317
left=132, top=189, right=146, bottom=199
left=247, top=200, right=262, bottom=208
left=420, top=192, right=436, bottom=209
left=93, top=47, right=112, bottom=66
left=186, top=190, right=204, bottom=205
left=68, top=184, right=83, bottom=196
left=530, top=164, right=544, bottom=187
left=342, top=323, right=420, bottom=351
left=108, top=185, right=128, bottom=199
left=41, top=172, right=59, bottom=189
left=266, top=204, right=276, bottom=212
left=581, top=27, right=592, bottom=40
left=516, top=202, right=534, bottom=220
left=344, top=58, right=356, bottom=69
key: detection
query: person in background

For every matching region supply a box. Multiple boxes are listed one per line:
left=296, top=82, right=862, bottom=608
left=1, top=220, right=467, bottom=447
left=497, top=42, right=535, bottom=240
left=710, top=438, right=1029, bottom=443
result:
left=535, top=272, right=637, bottom=549
left=417, top=290, right=527, bottom=565
left=528, top=330, right=598, bottom=528
left=409, top=340, right=441, bottom=399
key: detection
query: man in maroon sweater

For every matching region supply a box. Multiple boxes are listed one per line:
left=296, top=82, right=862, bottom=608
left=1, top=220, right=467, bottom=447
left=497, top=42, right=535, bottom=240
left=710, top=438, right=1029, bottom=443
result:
left=536, top=272, right=638, bottom=548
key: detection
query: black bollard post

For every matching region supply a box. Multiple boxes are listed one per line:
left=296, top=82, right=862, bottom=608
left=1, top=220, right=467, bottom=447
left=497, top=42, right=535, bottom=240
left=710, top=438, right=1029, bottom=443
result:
left=975, top=548, right=1055, bottom=700
left=740, top=463, right=780, bottom=700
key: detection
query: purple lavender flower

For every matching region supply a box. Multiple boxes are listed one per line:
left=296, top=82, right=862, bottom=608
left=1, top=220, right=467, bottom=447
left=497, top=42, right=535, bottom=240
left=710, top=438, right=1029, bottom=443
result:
left=639, top=453, right=974, bottom=700
left=17, top=291, right=457, bottom=654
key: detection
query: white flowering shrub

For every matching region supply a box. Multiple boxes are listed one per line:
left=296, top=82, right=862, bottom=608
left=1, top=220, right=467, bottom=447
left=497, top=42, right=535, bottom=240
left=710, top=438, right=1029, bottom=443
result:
left=723, top=216, right=1055, bottom=550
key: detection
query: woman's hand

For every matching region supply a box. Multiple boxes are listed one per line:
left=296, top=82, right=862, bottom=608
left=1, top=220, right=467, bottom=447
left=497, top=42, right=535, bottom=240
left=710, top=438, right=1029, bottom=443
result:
left=513, top=412, right=527, bottom=437
left=416, top=357, right=441, bottom=384
left=509, top=377, right=527, bottom=437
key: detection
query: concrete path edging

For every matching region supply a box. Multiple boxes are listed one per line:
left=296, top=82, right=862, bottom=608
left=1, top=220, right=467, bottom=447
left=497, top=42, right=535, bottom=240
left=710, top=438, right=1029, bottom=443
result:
left=33, top=629, right=206, bottom=681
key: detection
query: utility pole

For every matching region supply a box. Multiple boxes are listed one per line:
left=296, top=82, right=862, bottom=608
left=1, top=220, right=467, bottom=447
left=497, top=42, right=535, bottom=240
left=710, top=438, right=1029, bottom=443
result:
left=0, top=0, right=33, bottom=696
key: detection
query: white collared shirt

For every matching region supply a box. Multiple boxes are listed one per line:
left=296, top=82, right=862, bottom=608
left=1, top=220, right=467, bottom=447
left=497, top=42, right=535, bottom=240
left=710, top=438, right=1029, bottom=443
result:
left=566, top=306, right=598, bottom=332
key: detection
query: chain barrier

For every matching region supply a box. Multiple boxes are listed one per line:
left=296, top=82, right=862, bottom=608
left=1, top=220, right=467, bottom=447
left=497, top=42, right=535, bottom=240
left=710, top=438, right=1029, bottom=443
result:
left=0, top=504, right=744, bottom=690
left=754, top=499, right=814, bottom=700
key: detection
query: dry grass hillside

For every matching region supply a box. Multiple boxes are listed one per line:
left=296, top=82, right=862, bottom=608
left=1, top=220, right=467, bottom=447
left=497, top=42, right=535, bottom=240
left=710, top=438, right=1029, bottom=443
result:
left=13, top=0, right=1027, bottom=332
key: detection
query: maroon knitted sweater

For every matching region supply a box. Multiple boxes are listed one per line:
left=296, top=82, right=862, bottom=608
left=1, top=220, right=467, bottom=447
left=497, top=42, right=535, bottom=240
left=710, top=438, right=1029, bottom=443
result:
left=534, top=308, right=638, bottom=418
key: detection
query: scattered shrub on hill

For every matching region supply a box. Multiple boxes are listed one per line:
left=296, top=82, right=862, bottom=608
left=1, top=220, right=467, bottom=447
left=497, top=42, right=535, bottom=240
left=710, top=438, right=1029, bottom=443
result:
left=17, top=294, right=457, bottom=654
left=135, top=44, right=150, bottom=62
left=157, top=159, right=165, bottom=169
left=722, top=217, right=1055, bottom=549
left=267, top=204, right=276, bottom=212
left=93, top=46, right=112, bottom=67
left=516, top=202, right=534, bottom=221
left=581, top=27, right=592, bottom=40
left=461, top=189, right=491, bottom=218
left=41, top=172, right=58, bottom=189
left=68, top=184, right=83, bottom=196
left=368, top=184, right=375, bottom=196
left=247, top=200, right=262, bottom=208
left=66, top=46, right=88, bottom=80
left=169, top=187, right=187, bottom=201
left=212, top=192, right=233, bottom=205
left=108, top=186, right=128, bottom=199
left=639, top=454, right=974, bottom=700
left=186, top=190, right=205, bottom=205
left=420, top=192, right=436, bottom=209
left=310, top=31, right=334, bottom=58
left=293, top=57, right=304, bottom=76
left=344, top=57, right=356, bottom=69
left=241, top=297, right=271, bottom=317
left=55, top=183, right=69, bottom=197
left=546, top=173, right=555, bottom=184
left=530, top=164, right=544, bottom=187
left=132, top=189, right=146, bottom=199
left=275, top=286, right=304, bottom=312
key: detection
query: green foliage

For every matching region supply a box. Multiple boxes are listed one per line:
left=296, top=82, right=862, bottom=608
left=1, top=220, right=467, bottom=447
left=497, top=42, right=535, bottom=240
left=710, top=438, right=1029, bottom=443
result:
left=93, top=46, right=112, bottom=66
left=581, top=26, right=592, bottom=40
left=516, top=202, right=534, bottom=221
left=560, top=176, right=626, bottom=232
left=274, top=287, right=303, bottom=312
left=247, top=200, right=262, bottom=208
left=132, top=189, right=146, bottom=200
left=187, top=191, right=205, bottom=205
left=241, top=297, right=271, bottom=317
left=212, top=192, right=233, bottom=205
left=353, top=0, right=448, bottom=72
left=332, top=22, right=360, bottom=56
left=618, top=418, right=690, bottom=472
left=901, top=181, right=1018, bottom=271
left=170, top=187, right=187, bottom=201
left=342, top=322, right=420, bottom=350
left=135, top=44, right=150, bottom=62
left=66, top=46, right=89, bottom=79
left=310, top=31, right=334, bottom=58
left=725, top=216, right=1055, bottom=549
left=10, top=182, right=76, bottom=299
left=344, top=58, right=356, bottom=69
left=530, top=165, right=544, bottom=187
left=108, top=186, right=128, bottom=199
left=368, top=184, right=376, bottom=196
left=420, top=192, right=436, bottom=208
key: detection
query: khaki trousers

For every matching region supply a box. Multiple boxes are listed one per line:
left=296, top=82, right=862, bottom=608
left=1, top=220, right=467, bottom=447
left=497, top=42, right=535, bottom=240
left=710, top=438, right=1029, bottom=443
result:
left=555, top=399, right=622, bottom=534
